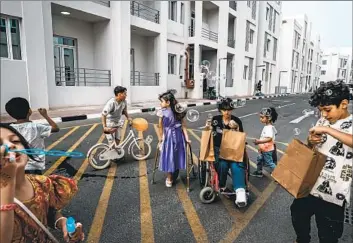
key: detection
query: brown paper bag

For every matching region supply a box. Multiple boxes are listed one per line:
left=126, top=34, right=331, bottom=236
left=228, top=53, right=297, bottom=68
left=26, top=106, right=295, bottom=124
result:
left=272, top=139, right=327, bottom=198
left=219, top=129, right=246, bottom=162
left=199, top=130, right=215, bottom=162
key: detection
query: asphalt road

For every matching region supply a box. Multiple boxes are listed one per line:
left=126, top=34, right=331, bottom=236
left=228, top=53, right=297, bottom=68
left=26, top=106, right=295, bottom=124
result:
left=41, top=94, right=352, bottom=243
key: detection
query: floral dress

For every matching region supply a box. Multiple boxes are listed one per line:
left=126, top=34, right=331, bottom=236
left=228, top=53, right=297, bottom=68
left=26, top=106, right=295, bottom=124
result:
left=12, top=175, right=78, bottom=243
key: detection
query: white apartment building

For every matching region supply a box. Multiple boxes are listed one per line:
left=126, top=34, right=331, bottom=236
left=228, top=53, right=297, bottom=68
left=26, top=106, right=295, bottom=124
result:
left=320, top=47, right=352, bottom=84
left=0, top=1, right=280, bottom=113
left=277, top=14, right=322, bottom=93
left=255, top=1, right=282, bottom=94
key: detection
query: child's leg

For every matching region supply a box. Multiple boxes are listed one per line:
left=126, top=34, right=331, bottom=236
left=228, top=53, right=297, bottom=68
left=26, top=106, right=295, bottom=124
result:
left=262, top=151, right=276, bottom=172
left=215, top=160, right=230, bottom=188
left=290, top=196, right=315, bottom=243
left=314, top=197, right=345, bottom=243
left=229, top=162, right=246, bottom=190
left=256, top=153, right=264, bottom=172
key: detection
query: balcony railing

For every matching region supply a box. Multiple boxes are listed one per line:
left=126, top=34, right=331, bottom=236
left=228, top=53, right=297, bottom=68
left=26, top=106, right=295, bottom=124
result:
left=55, top=67, right=111, bottom=86
left=130, top=71, right=160, bottom=86
left=228, top=38, right=235, bottom=48
left=201, top=28, right=218, bottom=43
left=92, top=1, right=110, bottom=7
left=188, top=26, right=195, bottom=37
left=130, top=1, right=160, bottom=24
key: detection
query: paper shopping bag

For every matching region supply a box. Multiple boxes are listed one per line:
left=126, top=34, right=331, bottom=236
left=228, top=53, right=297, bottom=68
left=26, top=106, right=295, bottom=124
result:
left=219, top=129, right=246, bottom=162
left=271, top=139, right=327, bottom=198
left=199, top=130, right=215, bottom=162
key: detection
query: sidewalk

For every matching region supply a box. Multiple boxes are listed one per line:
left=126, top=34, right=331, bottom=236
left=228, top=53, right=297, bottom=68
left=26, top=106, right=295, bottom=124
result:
left=0, top=94, right=289, bottom=124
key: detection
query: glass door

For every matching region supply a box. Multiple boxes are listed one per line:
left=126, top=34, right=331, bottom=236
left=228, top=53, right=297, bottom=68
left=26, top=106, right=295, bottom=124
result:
left=53, top=36, right=77, bottom=86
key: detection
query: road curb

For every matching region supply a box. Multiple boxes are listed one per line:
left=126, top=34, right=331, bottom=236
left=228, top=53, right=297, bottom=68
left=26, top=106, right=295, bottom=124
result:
left=32, top=94, right=289, bottom=124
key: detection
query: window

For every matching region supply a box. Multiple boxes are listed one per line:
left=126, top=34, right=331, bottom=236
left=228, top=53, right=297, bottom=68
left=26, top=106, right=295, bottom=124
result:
left=249, top=29, right=254, bottom=44
left=273, top=38, right=277, bottom=61
left=168, top=54, right=176, bottom=74
left=180, top=3, right=185, bottom=24
left=273, top=11, right=277, bottom=33
left=168, top=1, right=177, bottom=21
left=322, top=60, right=327, bottom=65
left=304, top=21, right=307, bottom=37
left=0, top=16, right=21, bottom=60
left=266, top=39, right=271, bottom=52
left=243, top=65, right=248, bottom=79
left=247, top=1, right=251, bottom=7
left=266, top=7, right=269, bottom=20
left=179, top=55, right=183, bottom=76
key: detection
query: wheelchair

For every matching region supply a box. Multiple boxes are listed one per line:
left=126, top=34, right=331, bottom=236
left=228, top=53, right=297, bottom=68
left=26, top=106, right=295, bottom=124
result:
left=151, top=142, right=197, bottom=192
left=198, top=149, right=251, bottom=205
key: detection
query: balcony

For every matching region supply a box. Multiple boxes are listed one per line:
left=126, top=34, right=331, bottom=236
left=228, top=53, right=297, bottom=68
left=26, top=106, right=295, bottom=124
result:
left=228, top=38, right=235, bottom=48
left=130, top=71, right=160, bottom=86
left=130, top=1, right=160, bottom=24
left=201, top=28, right=218, bottom=43
left=55, top=67, right=111, bottom=86
left=91, top=1, right=110, bottom=7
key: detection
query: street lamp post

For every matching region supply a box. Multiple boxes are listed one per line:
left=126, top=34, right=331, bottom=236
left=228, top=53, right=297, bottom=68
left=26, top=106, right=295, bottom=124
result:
left=277, top=70, right=288, bottom=94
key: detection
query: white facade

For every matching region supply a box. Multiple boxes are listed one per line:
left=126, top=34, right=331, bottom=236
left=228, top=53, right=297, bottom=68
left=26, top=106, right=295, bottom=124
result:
left=277, top=14, right=322, bottom=93
left=1, top=1, right=283, bottom=113
left=255, top=1, right=282, bottom=94
left=320, top=47, right=352, bottom=84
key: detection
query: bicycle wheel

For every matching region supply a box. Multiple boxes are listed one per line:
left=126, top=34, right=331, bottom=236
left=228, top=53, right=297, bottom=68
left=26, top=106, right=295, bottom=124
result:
left=87, top=143, right=111, bottom=170
left=130, top=138, right=152, bottom=161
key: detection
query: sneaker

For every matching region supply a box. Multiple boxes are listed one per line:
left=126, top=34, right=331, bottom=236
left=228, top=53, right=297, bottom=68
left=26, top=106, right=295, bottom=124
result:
left=235, top=188, right=247, bottom=208
left=250, top=170, right=263, bottom=178
left=165, top=179, right=172, bottom=188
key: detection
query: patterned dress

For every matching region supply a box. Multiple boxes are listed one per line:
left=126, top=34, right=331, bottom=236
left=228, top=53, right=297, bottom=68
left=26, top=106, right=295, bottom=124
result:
left=11, top=175, right=78, bottom=243
left=159, top=108, right=186, bottom=173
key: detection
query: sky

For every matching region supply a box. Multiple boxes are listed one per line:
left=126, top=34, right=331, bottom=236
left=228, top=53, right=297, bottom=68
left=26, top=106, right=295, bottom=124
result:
left=281, top=1, right=352, bottom=50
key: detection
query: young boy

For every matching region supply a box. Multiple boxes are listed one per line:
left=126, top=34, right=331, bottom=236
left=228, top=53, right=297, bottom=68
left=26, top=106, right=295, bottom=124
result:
left=5, top=97, right=60, bottom=175
left=291, top=80, right=353, bottom=243
left=102, top=86, right=132, bottom=145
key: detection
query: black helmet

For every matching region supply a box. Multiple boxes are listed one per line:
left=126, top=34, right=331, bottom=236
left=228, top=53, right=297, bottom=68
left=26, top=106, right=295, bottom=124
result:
left=217, top=97, right=234, bottom=111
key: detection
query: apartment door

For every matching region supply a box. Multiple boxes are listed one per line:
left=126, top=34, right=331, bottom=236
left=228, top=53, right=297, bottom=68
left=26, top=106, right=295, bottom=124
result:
left=53, top=36, right=77, bottom=86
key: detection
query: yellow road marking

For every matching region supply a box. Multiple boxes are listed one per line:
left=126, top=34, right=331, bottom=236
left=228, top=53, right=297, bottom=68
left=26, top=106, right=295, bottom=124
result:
left=176, top=183, right=209, bottom=243
left=154, top=125, right=208, bottom=242
left=44, top=124, right=99, bottom=176
left=138, top=131, right=155, bottom=243
left=46, top=126, right=80, bottom=150
left=86, top=121, right=128, bottom=243
left=61, top=122, right=100, bottom=130
left=73, top=133, right=106, bottom=181
left=219, top=182, right=277, bottom=243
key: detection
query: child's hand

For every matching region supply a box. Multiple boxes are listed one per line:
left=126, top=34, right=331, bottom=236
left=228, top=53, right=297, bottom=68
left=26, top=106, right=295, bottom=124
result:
left=0, top=146, right=17, bottom=188
left=38, top=108, right=48, bottom=117
left=309, top=126, right=328, bottom=136
left=253, top=139, right=259, bottom=145
left=61, top=220, right=85, bottom=242
left=229, top=120, right=238, bottom=130
left=308, top=133, right=322, bottom=145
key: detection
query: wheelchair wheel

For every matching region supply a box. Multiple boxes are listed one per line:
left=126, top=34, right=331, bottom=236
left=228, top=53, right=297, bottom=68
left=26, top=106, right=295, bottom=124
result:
left=199, top=187, right=216, bottom=204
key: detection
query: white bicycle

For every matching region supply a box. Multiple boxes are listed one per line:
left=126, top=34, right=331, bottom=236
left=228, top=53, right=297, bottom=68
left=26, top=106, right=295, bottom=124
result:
left=87, top=122, right=152, bottom=170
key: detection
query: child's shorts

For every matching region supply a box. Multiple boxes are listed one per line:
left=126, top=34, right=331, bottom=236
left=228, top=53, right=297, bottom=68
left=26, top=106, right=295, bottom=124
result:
left=106, top=120, right=122, bottom=144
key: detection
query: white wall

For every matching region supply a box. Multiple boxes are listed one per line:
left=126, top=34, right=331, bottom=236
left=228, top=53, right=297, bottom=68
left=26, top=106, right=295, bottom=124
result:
left=52, top=15, right=95, bottom=69
left=0, top=60, right=29, bottom=114
left=93, top=20, right=112, bottom=70
left=131, top=34, right=155, bottom=73
left=167, top=40, right=185, bottom=98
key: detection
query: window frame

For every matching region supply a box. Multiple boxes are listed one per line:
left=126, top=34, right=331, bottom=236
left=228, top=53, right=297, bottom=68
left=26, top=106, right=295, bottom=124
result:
left=0, top=15, right=22, bottom=60
left=169, top=1, right=177, bottom=22
left=249, top=29, right=254, bottom=44
left=168, top=53, right=177, bottom=75
left=322, top=60, right=327, bottom=65
left=180, top=2, right=185, bottom=24
left=243, top=65, right=248, bottom=80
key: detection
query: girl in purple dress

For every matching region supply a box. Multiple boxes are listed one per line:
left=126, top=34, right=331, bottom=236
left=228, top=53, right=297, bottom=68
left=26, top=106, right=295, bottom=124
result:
left=158, top=90, right=191, bottom=187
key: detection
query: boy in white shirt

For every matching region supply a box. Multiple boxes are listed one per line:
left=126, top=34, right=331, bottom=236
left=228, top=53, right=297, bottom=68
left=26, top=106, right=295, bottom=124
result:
left=291, top=80, right=353, bottom=243
left=102, top=86, right=132, bottom=145
left=5, top=97, right=60, bottom=175
left=251, top=107, right=278, bottom=177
